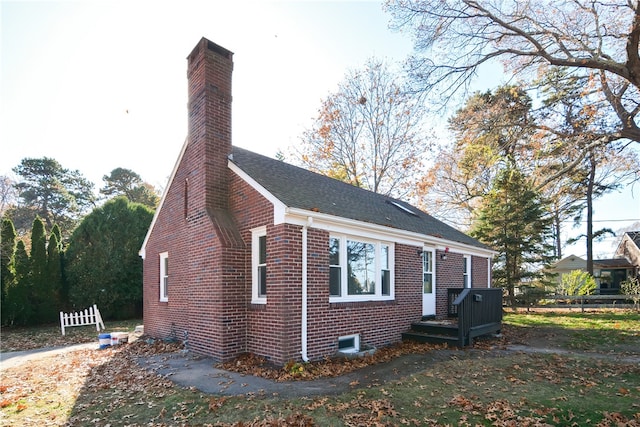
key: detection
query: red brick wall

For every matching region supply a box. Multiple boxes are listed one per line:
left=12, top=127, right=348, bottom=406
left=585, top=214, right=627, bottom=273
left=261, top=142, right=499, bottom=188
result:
left=145, top=161, right=494, bottom=363
left=143, top=38, right=247, bottom=362
left=435, top=250, right=462, bottom=317
left=186, top=39, right=233, bottom=212
left=304, top=240, right=423, bottom=361
left=471, top=255, right=490, bottom=288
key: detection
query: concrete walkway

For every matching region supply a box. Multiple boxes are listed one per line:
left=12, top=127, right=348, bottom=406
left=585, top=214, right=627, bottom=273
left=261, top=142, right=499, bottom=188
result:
left=136, top=350, right=446, bottom=398
left=0, top=342, right=98, bottom=370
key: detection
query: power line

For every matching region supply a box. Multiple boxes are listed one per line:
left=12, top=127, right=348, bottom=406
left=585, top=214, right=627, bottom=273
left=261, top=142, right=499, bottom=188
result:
left=560, top=219, right=639, bottom=223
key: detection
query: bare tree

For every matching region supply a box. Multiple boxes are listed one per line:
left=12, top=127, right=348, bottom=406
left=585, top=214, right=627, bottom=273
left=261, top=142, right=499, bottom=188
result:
left=0, top=175, right=18, bottom=218
left=297, top=58, right=430, bottom=200
left=385, top=0, right=640, bottom=147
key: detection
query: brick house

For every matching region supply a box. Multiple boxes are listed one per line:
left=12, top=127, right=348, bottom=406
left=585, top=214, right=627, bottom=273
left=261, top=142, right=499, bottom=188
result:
left=140, top=38, right=496, bottom=365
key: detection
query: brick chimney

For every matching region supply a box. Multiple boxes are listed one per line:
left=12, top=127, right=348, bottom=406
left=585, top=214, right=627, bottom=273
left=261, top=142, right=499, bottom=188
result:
left=186, top=38, right=233, bottom=211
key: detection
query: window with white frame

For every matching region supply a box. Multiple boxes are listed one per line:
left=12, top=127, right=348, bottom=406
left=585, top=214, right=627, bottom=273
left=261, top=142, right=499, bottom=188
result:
left=159, top=252, right=168, bottom=302
left=329, top=234, right=394, bottom=301
left=252, top=227, right=267, bottom=303
left=463, top=255, right=471, bottom=288
left=329, top=237, right=341, bottom=297
left=423, top=250, right=433, bottom=294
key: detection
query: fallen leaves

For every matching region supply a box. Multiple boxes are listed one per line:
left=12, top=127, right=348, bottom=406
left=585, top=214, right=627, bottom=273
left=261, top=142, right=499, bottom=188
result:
left=217, top=341, right=447, bottom=382
left=2, top=314, right=640, bottom=426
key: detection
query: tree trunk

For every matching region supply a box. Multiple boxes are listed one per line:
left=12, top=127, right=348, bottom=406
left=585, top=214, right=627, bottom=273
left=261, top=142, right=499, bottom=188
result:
left=586, top=153, right=596, bottom=276
left=554, top=210, right=562, bottom=259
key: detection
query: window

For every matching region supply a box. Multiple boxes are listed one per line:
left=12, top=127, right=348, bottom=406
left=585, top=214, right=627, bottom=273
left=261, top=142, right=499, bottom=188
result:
left=387, top=200, right=418, bottom=216
left=381, top=244, right=390, bottom=296
left=338, top=334, right=360, bottom=354
left=329, top=234, right=394, bottom=302
left=159, top=252, right=168, bottom=302
left=463, top=255, right=471, bottom=288
left=423, top=250, right=433, bottom=294
left=348, top=240, right=375, bottom=295
left=329, top=237, right=341, bottom=297
left=252, top=227, right=267, bottom=303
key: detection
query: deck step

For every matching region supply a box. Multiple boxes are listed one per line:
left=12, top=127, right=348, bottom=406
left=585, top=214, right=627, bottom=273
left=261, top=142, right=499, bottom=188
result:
left=410, top=322, right=458, bottom=337
left=401, top=331, right=461, bottom=346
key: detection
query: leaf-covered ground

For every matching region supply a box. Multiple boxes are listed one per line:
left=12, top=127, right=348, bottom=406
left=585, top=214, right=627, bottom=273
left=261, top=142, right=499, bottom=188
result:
left=1, top=309, right=639, bottom=426
left=0, top=319, right=140, bottom=352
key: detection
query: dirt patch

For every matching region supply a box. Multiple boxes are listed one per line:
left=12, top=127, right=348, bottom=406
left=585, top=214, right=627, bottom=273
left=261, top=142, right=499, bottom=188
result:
left=500, top=323, right=572, bottom=349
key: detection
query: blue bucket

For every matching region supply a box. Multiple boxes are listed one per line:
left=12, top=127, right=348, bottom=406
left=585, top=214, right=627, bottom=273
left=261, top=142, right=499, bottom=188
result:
left=98, top=333, right=111, bottom=349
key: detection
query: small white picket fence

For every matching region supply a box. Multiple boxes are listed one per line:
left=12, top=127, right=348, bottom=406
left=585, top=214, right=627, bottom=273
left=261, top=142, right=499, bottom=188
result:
left=60, top=304, right=105, bottom=335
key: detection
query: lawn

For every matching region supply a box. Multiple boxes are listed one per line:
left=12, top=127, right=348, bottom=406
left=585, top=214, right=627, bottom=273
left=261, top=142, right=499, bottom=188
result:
left=1, top=310, right=639, bottom=426
left=502, top=309, right=640, bottom=354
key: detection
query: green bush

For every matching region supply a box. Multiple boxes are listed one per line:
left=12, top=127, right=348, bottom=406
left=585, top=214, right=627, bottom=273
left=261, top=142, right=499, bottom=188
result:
left=560, top=270, right=596, bottom=296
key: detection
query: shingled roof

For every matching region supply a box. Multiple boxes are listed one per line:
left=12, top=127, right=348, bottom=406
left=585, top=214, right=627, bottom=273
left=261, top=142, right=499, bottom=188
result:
left=625, top=231, right=640, bottom=249
left=230, top=146, right=491, bottom=250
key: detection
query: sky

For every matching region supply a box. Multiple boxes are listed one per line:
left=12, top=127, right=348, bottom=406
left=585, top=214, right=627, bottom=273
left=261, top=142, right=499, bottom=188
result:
left=1, top=0, right=639, bottom=258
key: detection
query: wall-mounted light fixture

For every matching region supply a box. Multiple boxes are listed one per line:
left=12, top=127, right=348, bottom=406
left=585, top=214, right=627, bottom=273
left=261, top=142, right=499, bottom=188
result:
left=417, top=249, right=423, bottom=256
left=440, top=247, right=449, bottom=260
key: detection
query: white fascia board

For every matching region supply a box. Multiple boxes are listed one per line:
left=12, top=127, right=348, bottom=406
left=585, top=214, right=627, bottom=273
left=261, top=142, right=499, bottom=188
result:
left=285, top=207, right=497, bottom=258
left=228, top=161, right=287, bottom=223
left=139, top=137, right=190, bottom=259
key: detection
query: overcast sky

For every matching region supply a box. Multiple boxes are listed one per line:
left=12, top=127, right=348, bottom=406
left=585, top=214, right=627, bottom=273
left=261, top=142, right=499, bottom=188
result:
left=1, top=0, right=638, bottom=258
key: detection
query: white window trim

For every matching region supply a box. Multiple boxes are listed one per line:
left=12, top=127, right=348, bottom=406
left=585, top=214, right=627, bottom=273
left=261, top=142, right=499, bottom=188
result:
left=251, top=226, right=267, bottom=304
left=159, top=252, right=168, bottom=302
left=464, top=254, right=472, bottom=288
left=338, top=334, right=360, bottom=354
left=329, top=234, right=395, bottom=303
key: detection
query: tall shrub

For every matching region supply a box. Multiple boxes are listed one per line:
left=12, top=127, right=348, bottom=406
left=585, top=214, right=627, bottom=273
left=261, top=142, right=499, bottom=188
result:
left=65, top=197, right=153, bottom=319
left=1, top=218, right=17, bottom=325
left=30, top=216, right=53, bottom=324
left=5, top=240, right=32, bottom=325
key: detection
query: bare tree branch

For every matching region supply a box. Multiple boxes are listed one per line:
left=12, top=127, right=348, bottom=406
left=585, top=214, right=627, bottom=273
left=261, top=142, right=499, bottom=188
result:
left=386, top=0, right=640, bottom=143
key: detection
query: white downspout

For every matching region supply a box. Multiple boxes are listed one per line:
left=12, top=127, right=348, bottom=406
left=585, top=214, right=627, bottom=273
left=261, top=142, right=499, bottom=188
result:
left=301, top=216, right=312, bottom=362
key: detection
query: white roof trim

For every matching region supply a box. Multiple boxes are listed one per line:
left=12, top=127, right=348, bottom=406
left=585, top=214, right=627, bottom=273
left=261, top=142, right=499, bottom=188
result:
left=284, top=207, right=496, bottom=258
left=139, top=137, right=190, bottom=259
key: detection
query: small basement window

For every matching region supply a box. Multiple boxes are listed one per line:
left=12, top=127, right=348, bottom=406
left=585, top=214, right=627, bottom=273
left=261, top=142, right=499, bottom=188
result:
left=338, top=334, right=360, bottom=354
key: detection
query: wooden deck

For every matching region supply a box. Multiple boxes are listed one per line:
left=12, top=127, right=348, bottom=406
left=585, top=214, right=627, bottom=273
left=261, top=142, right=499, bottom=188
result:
left=403, top=288, right=503, bottom=347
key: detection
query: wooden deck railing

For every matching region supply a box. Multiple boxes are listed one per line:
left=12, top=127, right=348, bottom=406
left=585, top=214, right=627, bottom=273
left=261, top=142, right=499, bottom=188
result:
left=448, top=288, right=464, bottom=317
left=451, top=288, right=503, bottom=346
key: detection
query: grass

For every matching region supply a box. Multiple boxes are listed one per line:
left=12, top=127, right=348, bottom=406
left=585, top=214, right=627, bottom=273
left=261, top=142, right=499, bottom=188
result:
left=1, top=310, right=639, bottom=426
left=64, top=349, right=640, bottom=426
left=503, top=309, right=640, bottom=353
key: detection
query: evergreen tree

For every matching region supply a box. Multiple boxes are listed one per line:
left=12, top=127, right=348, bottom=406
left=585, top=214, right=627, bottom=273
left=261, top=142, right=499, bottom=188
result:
left=30, top=216, right=54, bottom=324
left=101, top=168, right=160, bottom=208
left=66, top=197, right=153, bottom=319
left=46, top=227, right=63, bottom=315
left=50, top=223, right=69, bottom=309
left=1, top=218, right=17, bottom=325
left=6, top=240, right=32, bottom=325
left=470, top=165, right=554, bottom=301
left=12, top=157, right=95, bottom=236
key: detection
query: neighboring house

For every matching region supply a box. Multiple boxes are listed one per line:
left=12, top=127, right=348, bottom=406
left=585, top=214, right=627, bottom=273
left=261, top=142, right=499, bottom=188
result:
left=140, top=38, right=496, bottom=365
left=615, top=231, right=640, bottom=274
left=552, top=245, right=638, bottom=295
